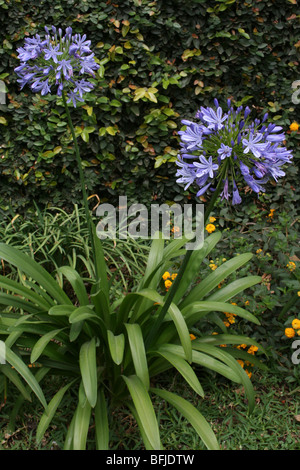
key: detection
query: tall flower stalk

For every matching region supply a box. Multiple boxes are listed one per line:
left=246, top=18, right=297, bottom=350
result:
left=61, top=91, right=97, bottom=274
left=146, top=100, right=293, bottom=348
left=15, top=26, right=100, bottom=272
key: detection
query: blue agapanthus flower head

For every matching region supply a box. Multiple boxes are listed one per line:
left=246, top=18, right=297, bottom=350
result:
left=15, top=26, right=99, bottom=107
left=176, top=100, right=293, bottom=204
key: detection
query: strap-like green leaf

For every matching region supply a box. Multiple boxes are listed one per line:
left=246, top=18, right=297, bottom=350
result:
left=206, top=276, right=262, bottom=303
left=48, top=304, right=76, bottom=316
left=173, top=231, right=222, bottom=305
left=0, top=276, right=52, bottom=310
left=95, top=389, right=109, bottom=450
left=149, top=343, right=241, bottom=383
left=151, top=387, right=219, bottom=450
left=0, top=364, right=32, bottom=402
left=36, top=380, right=75, bottom=443
left=107, top=330, right=125, bottom=365
left=5, top=347, right=47, bottom=409
left=30, top=328, right=65, bottom=363
left=79, top=337, right=98, bottom=408
left=197, top=334, right=266, bottom=355
left=0, top=293, right=42, bottom=314
left=154, top=348, right=204, bottom=397
left=0, top=243, right=71, bottom=305
left=193, top=342, right=255, bottom=413
left=73, top=399, right=92, bottom=450
left=180, top=253, right=253, bottom=308
left=92, top=225, right=109, bottom=299
left=122, top=375, right=161, bottom=450
left=182, top=300, right=260, bottom=327
left=125, top=323, right=149, bottom=389
left=69, top=306, right=97, bottom=324
left=57, top=266, right=90, bottom=306
left=122, top=289, right=192, bottom=363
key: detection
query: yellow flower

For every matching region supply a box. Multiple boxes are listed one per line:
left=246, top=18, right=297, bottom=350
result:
left=285, top=327, right=295, bottom=338
left=245, top=300, right=250, bottom=306
left=164, top=279, right=172, bottom=290
left=297, top=291, right=300, bottom=297
left=209, top=216, right=216, bottom=223
left=237, top=360, right=244, bottom=368
left=290, top=122, right=299, bottom=132
left=209, top=263, right=217, bottom=271
left=171, top=273, right=178, bottom=280
left=292, top=319, right=300, bottom=330
left=256, top=248, right=263, bottom=254
left=205, top=224, right=216, bottom=234
left=247, top=345, right=258, bottom=355
left=162, top=271, right=171, bottom=280
left=237, top=344, right=247, bottom=349
left=190, top=334, right=196, bottom=341
left=287, top=261, right=296, bottom=272
left=268, top=208, right=275, bottom=218
left=245, top=369, right=252, bottom=379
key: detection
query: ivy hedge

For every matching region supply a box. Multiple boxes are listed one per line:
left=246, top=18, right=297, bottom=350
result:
left=0, top=0, right=299, bottom=215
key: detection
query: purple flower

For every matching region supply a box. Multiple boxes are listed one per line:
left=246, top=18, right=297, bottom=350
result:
left=44, top=44, right=63, bottom=63
left=200, top=106, right=227, bottom=130
left=217, top=143, right=232, bottom=160
left=175, top=100, right=293, bottom=205
left=242, top=132, right=268, bottom=158
left=232, top=181, right=242, bottom=205
left=67, top=90, right=84, bottom=108
left=14, top=26, right=99, bottom=107
left=221, top=178, right=230, bottom=201
left=178, top=123, right=204, bottom=151
left=194, top=155, right=219, bottom=178
left=74, top=79, right=94, bottom=97
left=73, top=34, right=92, bottom=54
left=57, top=59, right=73, bottom=78
left=79, top=54, right=99, bottom=76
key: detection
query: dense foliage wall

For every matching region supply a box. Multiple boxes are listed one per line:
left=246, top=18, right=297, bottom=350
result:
left=0, top=0, right=299, bottom=214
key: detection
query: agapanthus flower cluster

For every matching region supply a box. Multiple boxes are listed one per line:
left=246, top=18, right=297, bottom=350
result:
left=176, top=99, right=293, bottom=205
left=15, top=26, right=99, bottom=107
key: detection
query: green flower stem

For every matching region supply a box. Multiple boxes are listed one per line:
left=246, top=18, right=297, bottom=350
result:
left=62, top=92, right=98, bottom=277
left=145, top=162, right=228, bottom=350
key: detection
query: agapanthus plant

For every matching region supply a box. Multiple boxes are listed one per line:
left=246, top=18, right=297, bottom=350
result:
left=176, top=99, right=293, bottom=205
left=1, top=28, right=269, bottom=450
left=15, top=26, right=99, bottom=107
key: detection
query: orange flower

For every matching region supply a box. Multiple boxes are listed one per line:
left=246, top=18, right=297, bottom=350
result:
left=292, top=319, right=300, bottom=330
left=285, top=328, right=295, bottom=338
left=205, top=224, right=216, bottom=234
left=290, top=122, right=299, bottom=132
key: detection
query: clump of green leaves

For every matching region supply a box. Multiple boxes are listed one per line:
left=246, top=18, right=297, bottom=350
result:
left=0, top=230, right=265, bottom=450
